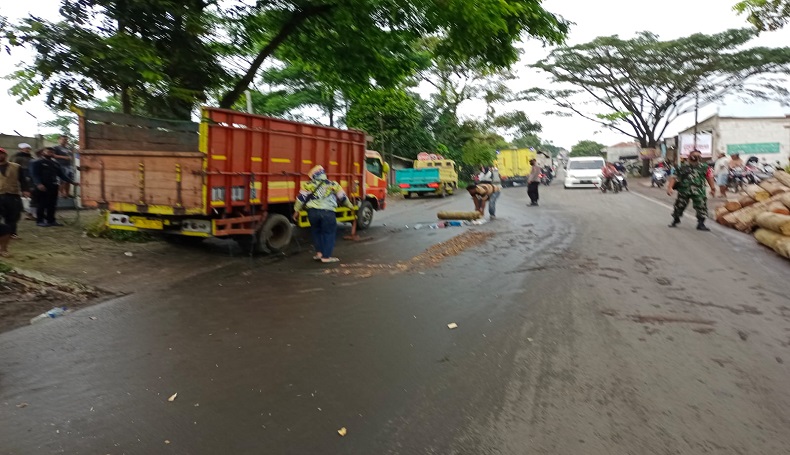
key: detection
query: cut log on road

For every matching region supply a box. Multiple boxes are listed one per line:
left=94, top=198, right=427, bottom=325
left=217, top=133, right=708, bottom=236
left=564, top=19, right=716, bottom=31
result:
left=773, top=170, right=790, bottom=189
left=767, top=201, right=790, bottom=216
left=437, top=211, right=481, bottom=220
left=755, top=212, right=790, bottom=236
left=758, top=179, right=789, bottom=196
left=744, top=184, right=770, bottom=202
left=754, top=228, right=790, bottom=259
left=724, top=200, right=742, bottom=212
left=778, top=193, right=790, bottom=210
left=738, top=194, right=756, bottom=208
left=726, top=193, right=789, bottom=232
left=715, top=206, right=732, bottom=226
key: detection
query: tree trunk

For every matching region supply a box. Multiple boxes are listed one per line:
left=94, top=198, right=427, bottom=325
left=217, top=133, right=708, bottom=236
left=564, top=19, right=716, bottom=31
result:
left=219, top=5, right=333, bottom=109
left=121, top=86, right=131, bottom=114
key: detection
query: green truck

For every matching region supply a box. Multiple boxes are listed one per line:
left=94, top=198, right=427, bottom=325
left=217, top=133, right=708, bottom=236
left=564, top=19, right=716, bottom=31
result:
left=395, top=159, right=458, bottom=198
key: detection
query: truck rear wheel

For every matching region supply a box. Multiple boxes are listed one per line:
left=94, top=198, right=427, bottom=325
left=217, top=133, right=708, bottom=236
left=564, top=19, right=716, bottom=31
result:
left=356, top=201, right=374, bottom=230
left=259, top=214, right=293, bottom=253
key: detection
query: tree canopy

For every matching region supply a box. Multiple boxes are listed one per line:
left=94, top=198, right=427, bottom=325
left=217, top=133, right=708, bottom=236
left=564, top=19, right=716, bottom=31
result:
left=529, top=28, right=790, bottom=149
left=735, top=0, right=790, bottom=31
left=570, top=140, right=606, bottom=157
left=6, top=0, right=569, bottom=119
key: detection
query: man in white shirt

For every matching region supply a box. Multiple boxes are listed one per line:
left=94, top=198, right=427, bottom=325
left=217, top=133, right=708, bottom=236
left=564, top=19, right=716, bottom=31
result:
left=713, top=152, right=729, bottom=197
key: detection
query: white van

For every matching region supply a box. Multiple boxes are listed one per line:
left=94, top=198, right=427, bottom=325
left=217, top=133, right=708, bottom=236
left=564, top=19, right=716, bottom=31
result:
left=564, top=156, right=605, bottom=189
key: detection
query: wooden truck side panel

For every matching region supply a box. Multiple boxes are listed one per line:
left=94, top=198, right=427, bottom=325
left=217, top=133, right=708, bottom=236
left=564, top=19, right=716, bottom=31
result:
left=78, top=109, right=205, bottom=215
left=203, top=108, right=366, bottom=212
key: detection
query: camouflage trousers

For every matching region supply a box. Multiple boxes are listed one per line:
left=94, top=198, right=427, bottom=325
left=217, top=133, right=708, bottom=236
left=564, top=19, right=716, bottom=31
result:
left=672, top=189, right=708, bottom=220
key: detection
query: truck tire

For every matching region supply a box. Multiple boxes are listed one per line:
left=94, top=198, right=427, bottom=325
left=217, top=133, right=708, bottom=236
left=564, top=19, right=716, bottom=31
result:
left=259, top=214, right=293, bottom=253
left=356, top=201, right=374, bottom=230
left=405, top=192, right=412, bottom=199
left=440, top=186, right=447, bottom=198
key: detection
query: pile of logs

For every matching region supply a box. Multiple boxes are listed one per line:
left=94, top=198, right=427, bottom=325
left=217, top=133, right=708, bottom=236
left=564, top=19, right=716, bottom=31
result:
left=714, top=170, right=790, bottom=260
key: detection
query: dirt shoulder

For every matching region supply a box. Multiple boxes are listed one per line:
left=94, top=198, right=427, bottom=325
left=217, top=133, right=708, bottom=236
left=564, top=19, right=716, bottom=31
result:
left=0, top=209, right=243, bottom=333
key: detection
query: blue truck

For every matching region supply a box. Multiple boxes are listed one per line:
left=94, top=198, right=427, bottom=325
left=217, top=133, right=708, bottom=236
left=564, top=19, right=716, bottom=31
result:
left=395, top=160, right=458, bottom=198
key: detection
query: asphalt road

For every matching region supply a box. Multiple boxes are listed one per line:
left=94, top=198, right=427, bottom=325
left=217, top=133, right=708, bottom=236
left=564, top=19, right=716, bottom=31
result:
left=3, top=181, right=790, bottom=455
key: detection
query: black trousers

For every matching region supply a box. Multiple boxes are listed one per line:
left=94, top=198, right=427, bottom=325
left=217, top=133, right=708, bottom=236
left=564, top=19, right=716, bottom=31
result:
left=35, top=185, right=59, bottom=224
left=0, top=194, right=22, bottom=234
left=527, top=182, right=540, bottom=203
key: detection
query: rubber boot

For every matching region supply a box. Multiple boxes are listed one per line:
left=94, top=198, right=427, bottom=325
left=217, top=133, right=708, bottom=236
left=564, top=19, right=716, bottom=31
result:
left=668, top=217, right=680, bottom=228
left=696, top=218, right=710, bottom=231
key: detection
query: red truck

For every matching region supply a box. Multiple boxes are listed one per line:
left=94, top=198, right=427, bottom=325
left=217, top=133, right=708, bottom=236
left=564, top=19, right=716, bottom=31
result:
left=78, top=107, right=389, bottom=253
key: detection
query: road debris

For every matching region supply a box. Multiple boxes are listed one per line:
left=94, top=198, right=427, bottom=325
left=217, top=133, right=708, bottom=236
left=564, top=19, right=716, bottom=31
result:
left=337, top=427, right=347, bottom=437
left=447, top=323, right=458, bottom=329
left=168, top=393, right=178, bottom=402
left=16, top=403, right=28, bottom=408
left=124, top=252, right=133, bottom=257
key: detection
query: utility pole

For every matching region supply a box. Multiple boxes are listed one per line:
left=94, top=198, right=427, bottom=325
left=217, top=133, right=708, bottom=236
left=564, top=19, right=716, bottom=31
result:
left=693, top=92, right=699, bottom=150
left=245, top=90, right=253, bottom=114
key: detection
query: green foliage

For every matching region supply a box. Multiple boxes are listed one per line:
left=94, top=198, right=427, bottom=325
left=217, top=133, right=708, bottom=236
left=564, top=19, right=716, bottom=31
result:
left=735, top=0, right=790, bottom=31
left=219, top=0, right=569, bottom=108
left=9, top=0, right=227, bottom=119
left=571, top=140, right=606, bottom=157
left=0, top=261, right=12, bottom=274
left=345, top=88, right=434, bottom=160
left=531, top=28, right=790, bottom=148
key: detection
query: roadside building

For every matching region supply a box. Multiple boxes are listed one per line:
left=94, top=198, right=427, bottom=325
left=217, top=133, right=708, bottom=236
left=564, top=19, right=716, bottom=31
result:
left=675, top=114, right=790, bottom=167
left=605, top=142, right=641, bottom=163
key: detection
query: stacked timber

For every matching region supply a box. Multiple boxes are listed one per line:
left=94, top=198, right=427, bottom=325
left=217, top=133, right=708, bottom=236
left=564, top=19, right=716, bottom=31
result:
left=754, top=212, right=790, bottom=259
left=714, top=171, right=790, bottom=260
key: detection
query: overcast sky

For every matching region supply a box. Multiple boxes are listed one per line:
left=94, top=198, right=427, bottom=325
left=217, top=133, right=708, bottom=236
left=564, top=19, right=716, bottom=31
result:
left=1, top=0, right=789, bottom=149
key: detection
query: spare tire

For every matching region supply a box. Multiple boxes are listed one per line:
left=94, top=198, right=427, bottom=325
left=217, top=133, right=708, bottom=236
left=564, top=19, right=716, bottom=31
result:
left=259, top=214, right=293, bottom=253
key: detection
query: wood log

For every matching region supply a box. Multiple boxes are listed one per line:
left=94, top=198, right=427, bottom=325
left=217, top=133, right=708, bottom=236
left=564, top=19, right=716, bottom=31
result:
left=738, top=194, right=756, bottom=208
left=726, top=193, right=790, bottom=232
left=767, top=201, right=790, bottom=216
left=744, top=184, right=770, bottom=202
left=715, top=206, right=732, bottom=226
left=755, top=212, right=790, bottom=235
left=724, top=200, right=742, bottom=212
left=778, top=193, right=790, bottom=210
left=758, top=179, right=789, bottom=196
left=437, top=211, right=481, bottom=220
left=773, top=170, right=790, bottom=189
left=754, top=228, right=790, bottom=259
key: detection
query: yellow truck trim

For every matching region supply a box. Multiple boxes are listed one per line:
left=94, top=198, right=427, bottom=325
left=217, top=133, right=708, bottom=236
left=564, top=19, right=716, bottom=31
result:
left=211, top=155, right=227, bottom=161
left=112, top=203, right=204, bottom=215
left=199, top=114, right=209, bottom=215
left=251, top=157, right=262, bottom=162
left=271, top=158, right=291, bottom=163
left=302, top=160, right=312, bottom=164
left=296, top=207, right=357, bottom=228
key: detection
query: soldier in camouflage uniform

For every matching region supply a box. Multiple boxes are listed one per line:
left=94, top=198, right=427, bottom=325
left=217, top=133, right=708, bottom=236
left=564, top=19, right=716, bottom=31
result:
left=666, top=149, right=716, bottom=231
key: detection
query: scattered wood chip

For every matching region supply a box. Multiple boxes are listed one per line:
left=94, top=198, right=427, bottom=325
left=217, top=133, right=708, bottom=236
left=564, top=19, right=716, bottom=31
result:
left=16, top=403, right=28, bottom=408
left=89, top=316, right=98, bottom=320
left=447, top=323, right=458, bottom=329
left=168, top=393, right=178, bottom=402
left=164, top=440, right=171, bottom=444
left=337, top=427, right=347, bottom=437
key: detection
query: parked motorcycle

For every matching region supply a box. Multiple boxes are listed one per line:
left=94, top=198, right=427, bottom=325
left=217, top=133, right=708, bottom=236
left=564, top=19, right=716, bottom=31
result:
left=651, top=168, right=667, bottom=188
left=540, top=172, right=552, bottom=186
left=728, top=167, right=748, bottom=193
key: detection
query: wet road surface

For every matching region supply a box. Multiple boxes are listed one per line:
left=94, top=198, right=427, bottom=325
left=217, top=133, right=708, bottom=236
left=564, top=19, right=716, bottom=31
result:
left=2, top=182, right=790, bottom=454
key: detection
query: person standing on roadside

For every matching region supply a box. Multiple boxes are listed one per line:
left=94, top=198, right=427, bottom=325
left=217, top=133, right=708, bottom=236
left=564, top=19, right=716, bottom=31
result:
left=13, top=143, right=35, bottom=222
left=667, top=149, right=716, bottom=231
left=527, top=158, right=540, bottom=206
left=293, top=165, right=354, bottom=263
left=713, top=152, right=730, bottom=198
left=0, top=148, right=25, bottom=240
left=29, top=147, right=79, bottom=227
left=53, top=135, right=75, bottom=198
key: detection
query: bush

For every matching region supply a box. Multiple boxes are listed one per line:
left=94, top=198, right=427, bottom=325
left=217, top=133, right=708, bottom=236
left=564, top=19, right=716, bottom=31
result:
left=0, top=261, right=12, bottom=274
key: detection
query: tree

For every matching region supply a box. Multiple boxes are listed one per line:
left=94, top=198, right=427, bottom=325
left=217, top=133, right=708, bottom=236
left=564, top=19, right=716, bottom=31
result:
left=735, top=0, right=790, bottom=31
left=570, top=140, right=606, bottom=157
left=9, top=0, right=226, bottom=119
left=219, top=0, right=570, bottom=108
left=529, top=29, right=790, bottom=152
left=345, top=88, right=433, bottom=161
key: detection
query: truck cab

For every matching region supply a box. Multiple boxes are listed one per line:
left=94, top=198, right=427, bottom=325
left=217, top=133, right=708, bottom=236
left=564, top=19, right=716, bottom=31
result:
left=396, top=156, right=458, bottom=198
